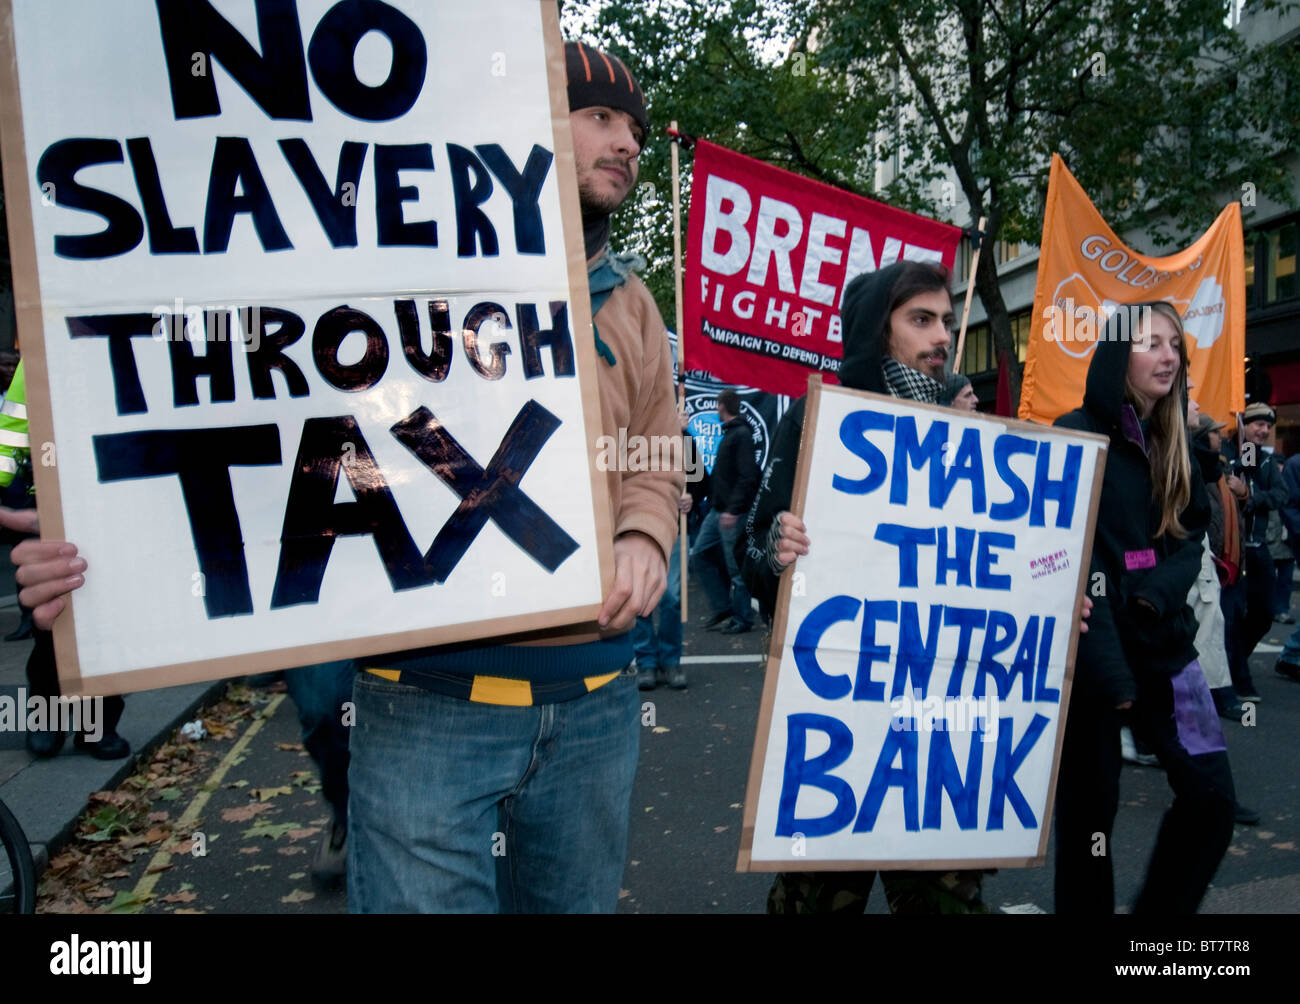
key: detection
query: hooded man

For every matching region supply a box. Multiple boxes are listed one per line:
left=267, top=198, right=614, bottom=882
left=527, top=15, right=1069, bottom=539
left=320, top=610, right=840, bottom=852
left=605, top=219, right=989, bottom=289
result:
left=741, top=260, right=991, bottom=915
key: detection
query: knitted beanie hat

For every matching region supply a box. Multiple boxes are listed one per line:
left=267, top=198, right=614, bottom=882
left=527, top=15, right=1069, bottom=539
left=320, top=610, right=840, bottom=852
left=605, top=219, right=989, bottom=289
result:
left=1243, top=401, right=1276, bottom=424
left=939, top=372, right=972, bottom=406
left=565, top=41, right=648, bottom=135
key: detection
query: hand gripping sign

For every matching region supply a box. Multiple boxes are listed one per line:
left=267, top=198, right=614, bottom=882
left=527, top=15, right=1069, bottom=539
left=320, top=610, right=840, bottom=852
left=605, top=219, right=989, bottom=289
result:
left=0, top=0, right=614, bottom=695
left=739, top=379, right=1107, bottom=870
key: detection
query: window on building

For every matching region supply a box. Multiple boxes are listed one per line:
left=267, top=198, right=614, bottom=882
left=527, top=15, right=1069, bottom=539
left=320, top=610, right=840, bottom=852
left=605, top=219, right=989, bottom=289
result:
left=959, top=323, right=989, bottom=375
left=1009, top=309, right=1032, bottom=363
left=956, top=235, right=972, bottom=281
left=1266, top=222, right=1297, bottom=305
left=1244, top=237, right=1256, bottom=309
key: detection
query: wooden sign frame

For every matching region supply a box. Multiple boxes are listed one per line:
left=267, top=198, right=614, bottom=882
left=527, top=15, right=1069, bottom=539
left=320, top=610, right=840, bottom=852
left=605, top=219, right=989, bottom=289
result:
left=0, top=0, right=617, bottom=696
left=737, top=375, right=1109, bottom=872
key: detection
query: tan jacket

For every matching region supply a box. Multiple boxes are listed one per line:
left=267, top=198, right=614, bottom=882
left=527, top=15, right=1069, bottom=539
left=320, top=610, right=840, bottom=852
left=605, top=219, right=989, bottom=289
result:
left=512, top=257, right=683, bottom=647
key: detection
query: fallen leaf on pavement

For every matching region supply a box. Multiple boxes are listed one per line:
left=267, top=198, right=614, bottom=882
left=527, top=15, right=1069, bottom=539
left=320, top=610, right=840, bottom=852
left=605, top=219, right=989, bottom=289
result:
left=161, top=890, right=198, bottom=904
left=105, top=890, right=153, bottom=914
left=221, top=803, right=272, bottom=823
left=281, top=888, right=315, bottom=904
left=242, top=821, right=300, bottom=840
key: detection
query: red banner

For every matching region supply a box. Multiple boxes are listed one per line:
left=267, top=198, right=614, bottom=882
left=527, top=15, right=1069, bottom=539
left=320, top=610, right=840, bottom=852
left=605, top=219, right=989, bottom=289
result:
left=683, top=141, right=962, bottom=397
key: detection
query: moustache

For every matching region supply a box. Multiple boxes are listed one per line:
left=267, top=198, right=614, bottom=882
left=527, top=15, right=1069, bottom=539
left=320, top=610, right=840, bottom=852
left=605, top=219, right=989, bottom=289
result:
left=595, top=158, right=633, bottom=182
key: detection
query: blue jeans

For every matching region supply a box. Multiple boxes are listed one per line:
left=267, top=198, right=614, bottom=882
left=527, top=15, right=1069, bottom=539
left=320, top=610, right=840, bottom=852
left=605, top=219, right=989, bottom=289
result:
left=632, top=533, right=683, bottom=667
left=284, top=660, right=356, bottom=825
left=692, top=508, right=753, bottom=626
left=347, top=667, right=640, bottom=913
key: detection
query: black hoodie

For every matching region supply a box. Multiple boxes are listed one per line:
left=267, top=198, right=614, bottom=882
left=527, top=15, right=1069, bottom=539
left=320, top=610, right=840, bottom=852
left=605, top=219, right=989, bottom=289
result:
left=741, top=262, right=909, bottom=618
left=1054, top=324, right=1210, bottom=706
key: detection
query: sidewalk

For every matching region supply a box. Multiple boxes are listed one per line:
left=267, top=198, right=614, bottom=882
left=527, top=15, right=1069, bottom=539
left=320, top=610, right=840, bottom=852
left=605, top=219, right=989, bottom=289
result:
left=0, top=603, right=225, bottom=887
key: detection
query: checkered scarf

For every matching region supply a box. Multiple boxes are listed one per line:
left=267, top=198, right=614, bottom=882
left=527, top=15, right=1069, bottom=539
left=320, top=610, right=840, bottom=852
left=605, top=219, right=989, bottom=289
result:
left=881, top=357, right=945, bottom=404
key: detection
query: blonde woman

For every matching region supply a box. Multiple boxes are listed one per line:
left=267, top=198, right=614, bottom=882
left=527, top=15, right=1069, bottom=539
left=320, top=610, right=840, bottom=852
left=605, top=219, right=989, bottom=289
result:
left=1053, top=301, right=1234, bottom=914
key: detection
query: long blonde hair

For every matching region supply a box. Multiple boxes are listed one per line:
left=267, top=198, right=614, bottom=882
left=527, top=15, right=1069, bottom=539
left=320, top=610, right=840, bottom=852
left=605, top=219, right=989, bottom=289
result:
left=1123, top=301, right=1192, bottom=539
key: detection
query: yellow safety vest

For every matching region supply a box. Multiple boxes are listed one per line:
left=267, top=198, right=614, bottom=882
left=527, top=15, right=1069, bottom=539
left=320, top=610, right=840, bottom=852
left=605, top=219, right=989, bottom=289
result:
left=0, top=360, right=31, bottom=490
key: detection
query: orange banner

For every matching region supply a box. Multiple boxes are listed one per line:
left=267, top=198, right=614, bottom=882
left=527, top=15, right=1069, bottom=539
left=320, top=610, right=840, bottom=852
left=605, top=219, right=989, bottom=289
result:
left=1019, top=154, right=1245, bottom=426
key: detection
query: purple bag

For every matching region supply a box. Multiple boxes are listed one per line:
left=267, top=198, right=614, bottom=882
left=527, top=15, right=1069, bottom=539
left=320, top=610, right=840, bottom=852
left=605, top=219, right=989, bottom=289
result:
left=1170, top=659, right=1227, bottom=755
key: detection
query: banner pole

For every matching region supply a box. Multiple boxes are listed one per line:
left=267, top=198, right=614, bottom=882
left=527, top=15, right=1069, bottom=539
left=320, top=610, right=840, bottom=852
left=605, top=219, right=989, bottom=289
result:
left=951, top=216, right=987, bottom=375
left=670, top=121, right=689, bottom=624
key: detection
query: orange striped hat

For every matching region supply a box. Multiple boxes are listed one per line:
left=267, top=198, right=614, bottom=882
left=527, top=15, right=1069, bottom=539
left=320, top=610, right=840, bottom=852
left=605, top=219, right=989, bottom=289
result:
left=564, top=40, right=647, bottom=134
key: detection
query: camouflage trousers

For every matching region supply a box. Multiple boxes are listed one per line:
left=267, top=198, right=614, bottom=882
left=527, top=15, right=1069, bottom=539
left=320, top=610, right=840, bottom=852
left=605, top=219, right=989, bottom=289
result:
left=767, top=870, right=990, bottom=915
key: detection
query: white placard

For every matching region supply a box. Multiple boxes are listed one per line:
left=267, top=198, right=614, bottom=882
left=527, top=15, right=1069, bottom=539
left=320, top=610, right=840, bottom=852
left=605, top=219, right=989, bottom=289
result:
left=741, top=380, right=1107, bottom=869
left=0, top=0, right=612, bottom=693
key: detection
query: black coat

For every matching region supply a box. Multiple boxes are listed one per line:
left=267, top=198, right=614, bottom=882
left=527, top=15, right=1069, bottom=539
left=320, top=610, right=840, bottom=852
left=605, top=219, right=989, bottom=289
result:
left=1054, top=335, right=1210, bottom=707
left=711, top=416, right=760, bottom=515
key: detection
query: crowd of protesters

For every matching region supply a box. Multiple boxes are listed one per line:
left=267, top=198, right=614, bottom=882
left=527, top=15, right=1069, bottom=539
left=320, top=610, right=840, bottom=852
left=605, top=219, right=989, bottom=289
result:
left=1, top=37, right=1295, bottom=917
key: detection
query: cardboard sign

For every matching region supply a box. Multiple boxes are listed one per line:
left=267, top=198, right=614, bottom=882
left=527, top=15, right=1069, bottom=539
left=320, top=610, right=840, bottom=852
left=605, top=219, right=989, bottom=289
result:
left=739, top=378, right=1107, bottom=870
left=683, top=141, right=962, bottom=398
left=0, top=0, right=614, bottom=695
left=1020, top=153, right=1246, bottom=426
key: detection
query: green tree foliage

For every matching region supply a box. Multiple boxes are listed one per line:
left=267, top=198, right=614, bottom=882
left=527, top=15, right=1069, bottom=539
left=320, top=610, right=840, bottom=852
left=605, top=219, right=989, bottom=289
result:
left=563, top=0, right=1300, bottom=406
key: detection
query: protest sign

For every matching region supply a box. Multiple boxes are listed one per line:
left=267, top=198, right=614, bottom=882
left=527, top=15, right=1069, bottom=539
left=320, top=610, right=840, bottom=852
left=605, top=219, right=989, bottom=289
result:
left=683, top=141, right=962, bottom=398
left=1020, top=153, right=1246, bottom=426
left=0, top=0, right=614, bottom=695
left=739, top=378, right=1107, bottom=870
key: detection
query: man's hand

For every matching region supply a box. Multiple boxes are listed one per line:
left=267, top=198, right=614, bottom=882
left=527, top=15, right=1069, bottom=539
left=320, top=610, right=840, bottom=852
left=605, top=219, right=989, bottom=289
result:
left=1079, top=594, right=1092, bottom=634
left=775, top=511, right=810, bottom=569
left=677, top=493, right=692, bottom=514
left=0, top=506, right=39, bottom=537
left=598, top=531, right=666, bottom=632
left=718, top=511, right=738, bottom=530
left=12, top=538, right=85, bottom=630
left=1228, top=474, right=1247, bottom=499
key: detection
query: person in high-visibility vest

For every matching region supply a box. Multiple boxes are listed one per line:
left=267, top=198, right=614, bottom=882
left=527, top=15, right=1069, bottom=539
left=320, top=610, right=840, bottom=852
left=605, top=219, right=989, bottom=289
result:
left=0, top=359, right=31, bottom=492
left=0, top=360, right=37, bottom=643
